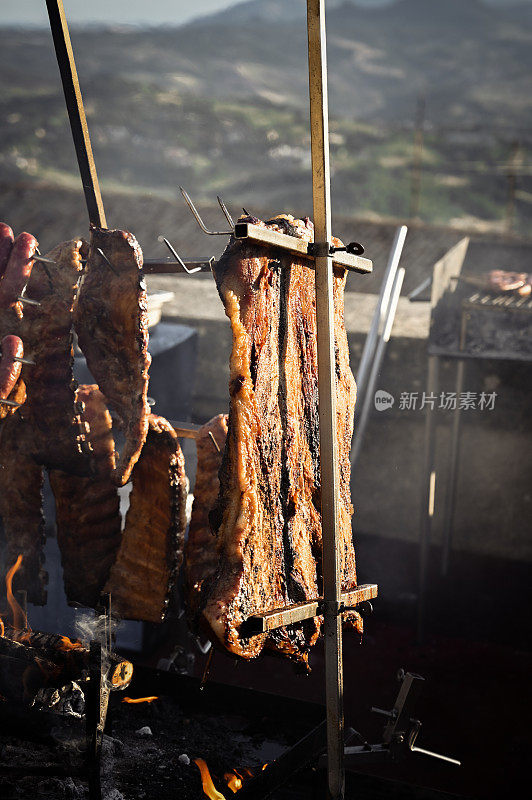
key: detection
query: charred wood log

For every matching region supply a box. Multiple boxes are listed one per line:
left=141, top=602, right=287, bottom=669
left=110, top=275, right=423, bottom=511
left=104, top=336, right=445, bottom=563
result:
left=0, top=631, right=133, bottom=697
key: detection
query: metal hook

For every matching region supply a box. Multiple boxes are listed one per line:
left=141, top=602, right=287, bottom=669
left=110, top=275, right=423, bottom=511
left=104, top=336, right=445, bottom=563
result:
left=34, top=248, right=57, bottom=266
left=159, top=237, right=202, bottom=275
left=217, top=196, right=235, bottom=230
left=179, top=187, right=233, bottom=236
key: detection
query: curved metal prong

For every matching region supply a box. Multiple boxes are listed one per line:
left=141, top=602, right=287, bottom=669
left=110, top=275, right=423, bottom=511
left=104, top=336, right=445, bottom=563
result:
left=179, top=187, right=233, bottom=236
left=159, top=237, right=202, bottom=275
left=217, top=196, right=235, bottom=230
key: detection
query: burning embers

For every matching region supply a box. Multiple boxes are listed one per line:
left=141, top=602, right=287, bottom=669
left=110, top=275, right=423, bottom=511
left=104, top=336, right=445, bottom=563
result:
left=194, top=757, right=269, bottom=798
left=0, top=554, right=133, bottom=713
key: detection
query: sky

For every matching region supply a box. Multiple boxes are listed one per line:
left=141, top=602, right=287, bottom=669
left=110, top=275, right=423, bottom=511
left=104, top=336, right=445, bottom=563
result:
left=2, top=0, right=529, bottom=26
left=2, top=1, right=238, bottom=27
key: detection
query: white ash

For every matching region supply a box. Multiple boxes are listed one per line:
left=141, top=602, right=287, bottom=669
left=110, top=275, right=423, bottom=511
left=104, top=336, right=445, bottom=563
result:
left=31, top=681, right=85, bottom=718
left=135, top=726, right=153, bottom=737
left=178, top=753, right=190, bottom=765
left=103, top=790, right=126, bottom=800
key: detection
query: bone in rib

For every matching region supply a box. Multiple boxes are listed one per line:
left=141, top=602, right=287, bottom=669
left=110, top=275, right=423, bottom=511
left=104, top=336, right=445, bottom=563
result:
left=199, top=214, right=361, bottom=665
left=49, top=385, right=122, bottom=608
left=105, top=414, right=188, bottom=623
left=185, top=413, right=228, bottom=618
left=74, top=226, right=151, bottom=486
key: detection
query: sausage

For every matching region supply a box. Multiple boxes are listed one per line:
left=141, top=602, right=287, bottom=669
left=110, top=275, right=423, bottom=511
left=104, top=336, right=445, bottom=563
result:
left=0, top=222, right=14, bottom=279
left=0, top=335, right=24, bottom=400
left=0, top=232, right=38, bottom=308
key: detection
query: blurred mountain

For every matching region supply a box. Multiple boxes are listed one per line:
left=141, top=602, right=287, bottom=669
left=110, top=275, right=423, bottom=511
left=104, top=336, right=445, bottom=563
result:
left=0, top=0, right=531, bottom=233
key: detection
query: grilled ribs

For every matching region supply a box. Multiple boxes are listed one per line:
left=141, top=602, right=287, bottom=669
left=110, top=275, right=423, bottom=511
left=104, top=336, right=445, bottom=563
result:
left=0, top=415, right=46, bottom=604
left=17, top=239, right=90, bottom=473
left=105, top=415, right=188, bottom=622
left=74, top=226, right=151, bottom=486
left=50, top=385, right=122, bottom=607
left=199, top=215, right=360, bottom=665
left=185, top=413, right=228, bottom=617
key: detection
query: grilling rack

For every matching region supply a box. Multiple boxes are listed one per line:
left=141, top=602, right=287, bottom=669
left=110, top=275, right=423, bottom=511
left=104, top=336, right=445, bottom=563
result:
left=417, top=237, right=532, bottom=643
left=37, top=2, right=459, bottom=799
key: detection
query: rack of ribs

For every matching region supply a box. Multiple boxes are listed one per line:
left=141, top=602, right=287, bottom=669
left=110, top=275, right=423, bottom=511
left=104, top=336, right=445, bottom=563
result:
left=185, top=413, right=228, bottom=618
left=74, top=226, right=151, bottom=486
left=0, top=415, right=46, bottom=604
left=49, top=385, right=122, bottom=608
left=16, top=239, right=91, bottom=474
left=198, top=214, right=361, bottom=666
left=104, top=414, right=188, bottom=623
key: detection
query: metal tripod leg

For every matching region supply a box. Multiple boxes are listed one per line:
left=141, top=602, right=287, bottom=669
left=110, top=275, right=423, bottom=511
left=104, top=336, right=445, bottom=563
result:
left=417, top=355, right=439, bottom=644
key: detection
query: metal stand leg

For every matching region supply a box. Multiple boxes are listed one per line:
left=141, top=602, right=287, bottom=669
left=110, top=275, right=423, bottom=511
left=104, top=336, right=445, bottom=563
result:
left=441, top=359, right=465, bottom=575
left=417, top=356, right=439, bottom=644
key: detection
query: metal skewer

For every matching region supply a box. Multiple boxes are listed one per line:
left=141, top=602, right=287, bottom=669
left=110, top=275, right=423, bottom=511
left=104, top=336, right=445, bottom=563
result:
left=217, top=196, right=235, bottom=230
left=46, top=0, right=107, bottom=228
left=179, top=187, right=234, bottom=236
left=158, top=238, right=203, bottom=275
left=0, top=398, right=22, bottom=408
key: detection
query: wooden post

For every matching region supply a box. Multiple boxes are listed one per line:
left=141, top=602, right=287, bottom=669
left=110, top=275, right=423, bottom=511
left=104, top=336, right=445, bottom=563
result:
left=45, top=0, right=107, bottom=228
left=306, top=2, right=344, bottom=797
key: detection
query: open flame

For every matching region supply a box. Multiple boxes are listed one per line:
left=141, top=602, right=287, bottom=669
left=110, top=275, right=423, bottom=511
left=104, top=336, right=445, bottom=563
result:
left=0, top=617, right=4, bottom=637
left=122, top=696, right=158, bottom=704
left=58, top=635, right=84, bottom=652
left=224, top=771, right=243, bottom=793
left=194, top=758, right=227, bottom=800
left=5, top=555, right=30, bottom=634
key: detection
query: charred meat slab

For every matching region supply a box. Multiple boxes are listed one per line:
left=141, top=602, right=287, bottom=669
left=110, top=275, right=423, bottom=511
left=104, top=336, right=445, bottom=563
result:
left=74, top=226, right=151, bottom=486
left=50, top=385, right=122, bottom=608
left=105, top=415, right=188, bottom=623
left=199, top=215, right=360, bottom=665
left=185, top=413, right=228, bottom=617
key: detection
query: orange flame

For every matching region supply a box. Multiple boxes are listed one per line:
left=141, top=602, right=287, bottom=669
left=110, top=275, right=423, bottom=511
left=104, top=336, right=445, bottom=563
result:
left=6, top=555, right=29, bottom=633
left=224, top=772, right=243, bottom=793
left=0, top=616, right=4, bottom=637
left=194, top=758, right=226, bottom=800
left=122, top=696, right=158, bottom=704
left=58, top=635, right=84, bottom=652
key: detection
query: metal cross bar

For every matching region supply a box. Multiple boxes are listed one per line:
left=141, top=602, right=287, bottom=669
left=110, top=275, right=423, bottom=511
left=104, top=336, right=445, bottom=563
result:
left=234, top=221, right=372, bottom=275
left=45, top=1, right=107, bottom=228
left=244, top=584, right=378, bottom=635
left=307, top=3, right=345, bottom=798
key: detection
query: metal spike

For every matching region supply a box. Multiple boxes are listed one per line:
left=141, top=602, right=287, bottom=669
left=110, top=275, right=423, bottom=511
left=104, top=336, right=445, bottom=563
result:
left=217, top=196, right=235, bottom=230
left=0, top=398, right=22, bottom=408
left=96, top=248, right=119, bottom=276
left=208, top=430, right=220, bottom=453
left=159, top=237, right=202, bottom=275
left=179, top=186, right=233, bottom=236
left=13, top=357, right=35, bottom=366
left=17, top=295, right=41, bottom=307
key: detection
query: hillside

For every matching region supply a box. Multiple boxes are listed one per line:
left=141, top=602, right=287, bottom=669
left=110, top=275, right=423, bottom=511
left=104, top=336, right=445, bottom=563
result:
left=0, top=0, right=531, bottom=233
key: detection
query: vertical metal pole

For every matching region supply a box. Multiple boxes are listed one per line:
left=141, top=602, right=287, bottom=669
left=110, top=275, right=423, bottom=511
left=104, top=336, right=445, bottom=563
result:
left=306, top=3, right=344, bottom=798
left=355, top=225, right=408, bottom=411
left=441, top=359, right=465, bottom=575
left=417, top=355, right=440, bottom=643
left=45, top=0, right=107, bottom=228
left=351, top=268, right=406, bottom=469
